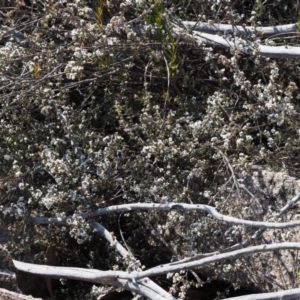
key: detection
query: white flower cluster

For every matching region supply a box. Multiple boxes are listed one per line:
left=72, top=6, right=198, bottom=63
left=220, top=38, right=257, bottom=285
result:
left=64, top=60, right=84, bottom=80
left=67, top=214, right=92, bottom=244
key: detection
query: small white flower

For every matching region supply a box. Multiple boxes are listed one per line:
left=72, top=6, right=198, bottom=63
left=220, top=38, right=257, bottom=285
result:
left=95, top=49, right=103, bottom=57
left=74, top=51, right=82, bottom=58
left=18, top=183, right=25, bottom=190
left=236, top=138, right=243, bottom=147
left=15, top=171, right=23, bottom=177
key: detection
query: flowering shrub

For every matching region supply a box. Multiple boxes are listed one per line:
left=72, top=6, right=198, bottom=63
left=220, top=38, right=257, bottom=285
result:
left=1, top=0, right=300, bottom=299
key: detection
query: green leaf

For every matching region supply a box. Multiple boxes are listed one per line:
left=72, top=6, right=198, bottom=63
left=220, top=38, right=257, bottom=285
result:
left=297, top=11, right=300, bottom=31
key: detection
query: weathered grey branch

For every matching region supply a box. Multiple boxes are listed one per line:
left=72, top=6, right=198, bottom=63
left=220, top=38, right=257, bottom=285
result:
left=93, top=222, right=129, bottom=258
left=12, top=261, right=171, bottom=300
left=92, top=222, right=176, bottom=300
left=13, top=260, right=127, bottom=282
left=225, top=287, right=300, bottom=300
left=181, top=21, right=297, bottom=37
left=277, top=193, right=300, bottom=216
left=14, top=243, right=300, bottom=280
left=212, top=193, right=300, bottom=255
left=13, top=242, right=300, bottom=299
left=0, top=288, right=42, bottom=300
left=29, top=202, right=300, bottom=229
left=172, top=23, right=300, bottom=58
left=133, top=242, right=300, bottom=280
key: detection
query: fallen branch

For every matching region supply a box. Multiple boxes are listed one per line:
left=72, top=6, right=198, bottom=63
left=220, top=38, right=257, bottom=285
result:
left=181, top=21, right=297, bottom=37
left=14, top=243, right=300, bottom=280
left=12, top=260, right=171, bottom=300
left=13, top=242, right=300, bottom=299
left=201, top=193, right=300, bottom=258
left=225, top=287, right=300, bottom=300
left=28, top=202, right=300, bottom=229
left=0, top=288, right=42, bottom=300
left=172, top=23, right=300, bottom=58
left=134, top=242, right=300, bottom=279
left=92, top=222, right=175, bottom=300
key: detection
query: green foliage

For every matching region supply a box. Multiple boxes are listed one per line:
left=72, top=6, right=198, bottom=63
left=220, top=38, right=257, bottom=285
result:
left=146, top=0, right=167, bottom=31
left=297, top=10, right=300, bottom=31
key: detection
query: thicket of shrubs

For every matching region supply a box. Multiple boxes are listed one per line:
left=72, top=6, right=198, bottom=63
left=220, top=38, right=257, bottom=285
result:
left=1, top=0, right=300, bottom=299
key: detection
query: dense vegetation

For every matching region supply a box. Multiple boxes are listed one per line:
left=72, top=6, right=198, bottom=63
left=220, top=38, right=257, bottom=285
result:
left=1, top=0, right=300, bottom=299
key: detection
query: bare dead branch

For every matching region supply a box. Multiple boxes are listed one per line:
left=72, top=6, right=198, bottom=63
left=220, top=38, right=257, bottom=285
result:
left=135, top=242, right=300, bottom=279
left=92, top=222, right=131, bottom=258
left=225, top=287, right=300, bottom=300
left=171, top=24, right=300, bottom=58
left=13, top=260, right=128, bottom=282
left=203, top=193, right=300, bottom=257
left=13, top=242, right=300, bottom=300
left=219, top=193, right=300, bottom=255
left=92, top=222, right=176, bottom=300
left=28, top=202, right=300, bottom=229
left=12, top=260, right=174, bottom=300
left=181, top=22, right=297, bottom=37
